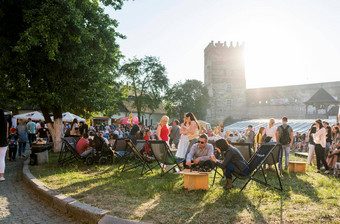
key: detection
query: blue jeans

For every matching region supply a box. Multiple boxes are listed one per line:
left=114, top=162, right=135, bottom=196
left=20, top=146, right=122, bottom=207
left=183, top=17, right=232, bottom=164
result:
left=28, top=134, right=36, bottom=147
left=325, top=142, right=331, bottom=158
left=279, top=144, right=290, bottom=170
left=18, top=142, right=27, bottom=156
left=225, top=163, right=250, bottom=179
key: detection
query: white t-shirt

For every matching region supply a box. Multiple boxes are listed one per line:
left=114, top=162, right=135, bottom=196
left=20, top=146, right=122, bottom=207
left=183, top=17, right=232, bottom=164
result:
left=265, top=126, right=277, bottom=142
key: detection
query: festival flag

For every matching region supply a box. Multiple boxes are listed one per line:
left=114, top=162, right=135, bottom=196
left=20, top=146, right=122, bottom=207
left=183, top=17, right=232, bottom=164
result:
left=129, top=112, right=133, bottom=126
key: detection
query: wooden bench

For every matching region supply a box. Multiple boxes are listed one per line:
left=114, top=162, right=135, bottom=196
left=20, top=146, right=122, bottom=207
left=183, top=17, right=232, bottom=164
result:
left=180, top=169, right=211, bottom=190
left=288, top=161, right=307, bottom=173
left=295, top=152, right=316, bottom=165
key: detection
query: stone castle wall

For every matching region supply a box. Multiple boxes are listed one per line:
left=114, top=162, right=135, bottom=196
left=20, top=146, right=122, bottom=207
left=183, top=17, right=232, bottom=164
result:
left=204, top=41, right=340, bottom=123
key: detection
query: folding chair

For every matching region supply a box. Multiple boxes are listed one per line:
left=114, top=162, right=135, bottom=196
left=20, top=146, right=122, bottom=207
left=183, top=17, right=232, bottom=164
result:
left=112, top=138, right=132, bottom=166
left=121, top=139, right=157, bottom=175
left=212, top=143, right=252, bottom=186
left=148, top=140, right=185, bottom=177
left=58, top=137, right=84, bottom=165
left=263, top=144, right=282, bottom=175
left=232, top=144, right=283, bottom=191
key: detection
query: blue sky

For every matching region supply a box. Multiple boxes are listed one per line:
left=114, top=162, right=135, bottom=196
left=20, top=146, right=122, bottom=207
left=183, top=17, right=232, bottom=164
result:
left=107, top=0, right=340, bottom=88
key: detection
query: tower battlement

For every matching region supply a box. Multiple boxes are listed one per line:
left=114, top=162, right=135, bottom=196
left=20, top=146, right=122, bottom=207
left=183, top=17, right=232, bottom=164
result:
left=204, top=41, right=244, bottom=52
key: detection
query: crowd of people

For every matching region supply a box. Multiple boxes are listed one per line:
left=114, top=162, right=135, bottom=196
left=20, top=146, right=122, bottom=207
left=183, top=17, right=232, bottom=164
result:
left=1, top=107, right=340, bottom=187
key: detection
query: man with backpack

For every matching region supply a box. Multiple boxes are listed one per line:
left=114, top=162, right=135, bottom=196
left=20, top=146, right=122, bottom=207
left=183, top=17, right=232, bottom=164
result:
left=276, top=117, right=294, bottom=170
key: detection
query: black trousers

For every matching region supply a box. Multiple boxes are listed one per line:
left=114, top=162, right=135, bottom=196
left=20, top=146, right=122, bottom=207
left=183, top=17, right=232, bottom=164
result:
left=183, top=159, right=216, bottom=169
left=9, top=145, right=17, bottom=159
left=315, top=144, right=329, bottom=170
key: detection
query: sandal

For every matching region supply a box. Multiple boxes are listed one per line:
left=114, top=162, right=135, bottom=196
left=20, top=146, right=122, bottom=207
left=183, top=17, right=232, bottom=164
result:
left=324, top=170, right=331, bottom=174
left=315, top=170, right=320, bottom=173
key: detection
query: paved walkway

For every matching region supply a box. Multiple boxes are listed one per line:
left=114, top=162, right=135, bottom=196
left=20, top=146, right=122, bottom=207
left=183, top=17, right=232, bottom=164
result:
left=0, top=157, right=77, bottom=224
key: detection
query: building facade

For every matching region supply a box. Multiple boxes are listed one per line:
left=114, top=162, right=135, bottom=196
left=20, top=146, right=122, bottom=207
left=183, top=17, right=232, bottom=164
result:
left=204, top=41, right=340, bottom=123
left=205, top=41, right=247, bottom=122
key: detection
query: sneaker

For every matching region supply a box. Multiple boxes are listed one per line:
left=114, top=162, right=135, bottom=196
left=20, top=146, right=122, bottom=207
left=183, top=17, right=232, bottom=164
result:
left=0, top=177, right=5, bottom=182
left=324, top=170, right=331, bottom=174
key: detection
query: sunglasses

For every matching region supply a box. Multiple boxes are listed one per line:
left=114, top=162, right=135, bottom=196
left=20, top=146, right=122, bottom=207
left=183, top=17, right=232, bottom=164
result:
left=198, top=141, right=206, bottom=144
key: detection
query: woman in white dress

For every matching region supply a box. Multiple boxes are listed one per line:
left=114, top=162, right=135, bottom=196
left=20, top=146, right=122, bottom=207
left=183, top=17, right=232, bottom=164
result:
left=175, top=114, right=190, bottom=159
left=265, top=118, right=277, bottom=170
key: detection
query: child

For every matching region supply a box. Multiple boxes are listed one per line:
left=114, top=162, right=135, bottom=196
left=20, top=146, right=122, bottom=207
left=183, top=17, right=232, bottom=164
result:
left=143, top=129, right=151, bottom=154
left=8, top=128, right=18, bottom=161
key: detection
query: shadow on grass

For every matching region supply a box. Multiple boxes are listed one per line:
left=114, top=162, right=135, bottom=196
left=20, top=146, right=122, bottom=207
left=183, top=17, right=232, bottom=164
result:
left=32, top=153, right=292, bottom=223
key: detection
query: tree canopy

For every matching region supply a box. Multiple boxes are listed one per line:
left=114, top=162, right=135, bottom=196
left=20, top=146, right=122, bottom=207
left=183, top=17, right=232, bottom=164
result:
left=0, top=0, right=125, bottom=151
left=164, top=79, right=209, bottom=121
left=120, top=56, right=169, bottom=121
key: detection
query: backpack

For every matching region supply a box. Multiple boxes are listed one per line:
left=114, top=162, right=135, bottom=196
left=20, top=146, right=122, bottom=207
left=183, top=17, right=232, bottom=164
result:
left=279, top=125, right=291, bottom=145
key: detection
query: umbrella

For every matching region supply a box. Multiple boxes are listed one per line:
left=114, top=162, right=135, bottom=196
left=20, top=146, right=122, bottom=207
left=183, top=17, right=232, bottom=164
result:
left=120, top=116, right=139, bottom=125
left=13, top=111, right=45, bottom=121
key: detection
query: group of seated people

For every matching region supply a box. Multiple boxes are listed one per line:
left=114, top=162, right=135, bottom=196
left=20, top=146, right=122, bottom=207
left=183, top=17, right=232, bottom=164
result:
left=183, top=134, right=250, bottom=190
left=73, top=131, right=250, bottom=190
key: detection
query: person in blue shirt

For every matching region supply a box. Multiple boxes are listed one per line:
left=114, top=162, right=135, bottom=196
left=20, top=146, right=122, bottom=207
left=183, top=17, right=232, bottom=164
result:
left=185, top=134, right=215, bottom=171
left=8, top=128, right=18, bottom=161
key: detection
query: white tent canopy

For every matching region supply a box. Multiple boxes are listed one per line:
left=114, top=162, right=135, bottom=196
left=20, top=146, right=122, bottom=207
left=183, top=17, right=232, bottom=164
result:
left=13, top=111, right=45, bottom=121
left=62, top=112, right=85, bottom=122
left=224, top=119, right=336, bottom=134
left=51, top=112, right=85, bottom=122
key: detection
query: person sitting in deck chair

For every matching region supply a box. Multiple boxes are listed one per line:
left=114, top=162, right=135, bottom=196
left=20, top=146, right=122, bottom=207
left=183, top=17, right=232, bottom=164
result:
left=210, top=139, right=250, bottom=190
left=185, top=134, right=215, bottom=171
left=76, top=133, right=93, bottom=157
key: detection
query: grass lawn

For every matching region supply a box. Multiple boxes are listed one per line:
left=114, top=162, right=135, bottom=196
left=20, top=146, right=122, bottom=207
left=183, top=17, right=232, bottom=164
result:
left=30, top=153, right=340, bottom=224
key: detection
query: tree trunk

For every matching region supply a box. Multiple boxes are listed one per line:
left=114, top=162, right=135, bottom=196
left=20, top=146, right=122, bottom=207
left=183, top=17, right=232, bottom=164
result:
left=41, top=106, right=63, bottom=152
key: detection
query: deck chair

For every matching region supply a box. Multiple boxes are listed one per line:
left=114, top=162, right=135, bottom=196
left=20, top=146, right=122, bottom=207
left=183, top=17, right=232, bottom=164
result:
left=58, top=137, right=83, bottom=165
left=263, top=144, right=282, bottom=175
left=233, top=143, right=252, bottom=162
left=232, top=144, right=283, bottom=191
left=148, top=140, right=185, bottom=177
left=212, top=143, right=253, bottom=186
left=121, top=139, right=157, bottom=175
left=112, top=138, right=132, bottom=165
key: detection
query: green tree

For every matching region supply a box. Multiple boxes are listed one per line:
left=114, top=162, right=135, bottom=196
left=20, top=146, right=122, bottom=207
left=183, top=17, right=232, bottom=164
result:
left=164, top=79, right=209, bottom=121
left=0, top=0, right=124, bottom=152
left=120, top=56, right=169, bottom=121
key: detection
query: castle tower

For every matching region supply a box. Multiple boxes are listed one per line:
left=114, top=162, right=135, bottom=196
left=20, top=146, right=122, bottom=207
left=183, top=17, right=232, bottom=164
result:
left=204, top=41, right=247, bottom=123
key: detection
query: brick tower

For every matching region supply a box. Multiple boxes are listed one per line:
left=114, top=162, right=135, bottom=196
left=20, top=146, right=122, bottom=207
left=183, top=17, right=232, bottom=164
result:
left=204, top=41, right=247, bottom=123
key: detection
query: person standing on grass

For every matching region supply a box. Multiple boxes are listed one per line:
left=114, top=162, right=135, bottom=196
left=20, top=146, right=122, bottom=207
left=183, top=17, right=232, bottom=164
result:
left=245, top=125, right=255, bottom=145
left=8, top=128, right=18, bottom=161
left=185, top=112, right=200, bottom=157
left=276, top=116, right=293, bottom=170
left=17, top=119, right=28, bottom=158
left=175, top=113, right=190, bottom=159
left=157, top=116, right=170, bottom=144
left=323, top=121, right=332, bottom=160
left=169, top=119, right=180, bottom=148
left=254, top=127, right=265, bottom=152
left=312, top=119, right=330, bottom=174
left=0, top=109, right=9, bottom=182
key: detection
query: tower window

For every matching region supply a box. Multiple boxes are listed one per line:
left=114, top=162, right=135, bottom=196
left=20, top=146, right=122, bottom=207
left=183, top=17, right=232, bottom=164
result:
left=226, top=83, right=231, bottom=92
left=226, top=99, right=232, bottom=107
